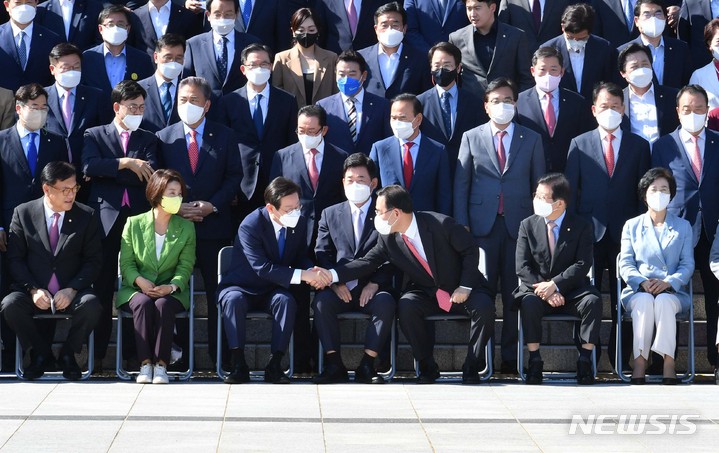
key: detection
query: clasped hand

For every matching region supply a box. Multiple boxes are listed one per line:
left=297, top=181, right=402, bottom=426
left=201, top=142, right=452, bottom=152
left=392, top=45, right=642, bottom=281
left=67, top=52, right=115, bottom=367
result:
left=135, top=277, right=174, bottom=298
left=640, top=278, right=672, bottom=295
left=302, top=267, right=332, bottom=289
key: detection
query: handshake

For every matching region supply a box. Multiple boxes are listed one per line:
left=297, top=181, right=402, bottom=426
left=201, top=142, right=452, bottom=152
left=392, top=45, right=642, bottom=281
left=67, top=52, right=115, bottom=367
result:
left=301, top=266, right=333, bottom=289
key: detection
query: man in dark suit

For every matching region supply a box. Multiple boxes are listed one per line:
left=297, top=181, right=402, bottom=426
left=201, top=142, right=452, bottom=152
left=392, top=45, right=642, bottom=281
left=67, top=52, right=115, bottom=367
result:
left=652, top=84, right=719, bottom=371
left=0, top=0, right=62, bottom=92
left=565, top=81, right=651, bottom=368
left=404, top=0, right=469, bottom=56
left=35, top=0, right=102, bottom=51
left=231, top=0, right=282, bottom=53
left=517, top=46, right=592, bottom=173
left=156, top=75, right=243, bottom=365
left=138, top=33, right=185, bottom=133
left=316, top=50, right=392, bottom=156
left=315, top=0, right=383, bottom=54
left=358, top=2, right=432, bottom=99
left=678, top=0, right=713, bottom=70
left=312, top=153, right=396, bottom=384
left=1, top=161, right=102, bottom=380
left=591, top=0, right=639, bottom=48
left=542, top=3, right=615, bottom=101
left=81, top=5, right=155, bottom=101
left=370, top=93, right=451, bottom=215
left=498, top=0, right=572, bottom=53
left=448, top=0, right=533, bottom=94
left=514, top=172, right=602, bottom=385
left=132, top=0, right=202, bottom=58
left=454, top=77, right=545, bottom=374
left=219, top=177, right=327, bottom=384
left=417, top=41, right=487, bottom=178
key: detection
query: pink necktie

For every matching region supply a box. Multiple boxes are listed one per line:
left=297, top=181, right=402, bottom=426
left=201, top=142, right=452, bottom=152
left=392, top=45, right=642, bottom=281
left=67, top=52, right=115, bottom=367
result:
left=690, top=135, right=702, bottom=181
left=347, top=0, right=358, bottom=36
left=308, top=148, right=319, bottom=191
left=188, top=130, right=199, bottom=173
left=605, top=133, right=615, bottom=177
left=401, top=233, right=452, bottom=312
left=547, top=220, right=557, bottom=257
left=48, top=213, right=60, bottom=295
left=120, top=131, right=131, bottom=208
left=544, top=92, right=556, bottom=137
left=496, top=130, right=507, bottom=214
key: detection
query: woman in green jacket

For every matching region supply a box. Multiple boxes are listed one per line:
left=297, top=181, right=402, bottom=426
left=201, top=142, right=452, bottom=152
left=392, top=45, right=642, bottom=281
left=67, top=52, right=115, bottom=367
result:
left=119, top=169, right=196, bottom=384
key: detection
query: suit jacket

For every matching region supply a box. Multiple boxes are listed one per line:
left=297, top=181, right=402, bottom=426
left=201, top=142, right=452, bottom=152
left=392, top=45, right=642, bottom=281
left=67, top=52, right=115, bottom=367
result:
left=0, top=86, right=16, bottom=130
left=690, top=62, right=719, bottom=110
left=316, top=91, right=392, bottom=156
left=404, top=0, right=469, bottom=56
left=370, top=135, right=451, bottom=215
left=0, top=127, right=69, bottom=229
left=231, top=0, right=281, bottom=52
left=0, top=22, right=61, bottom=92
left=272, top=45, right=338, bottom=109
left=138, top=75, right=181, bottom=133
left=651, top=127, right=719, bottom=246
left=82, top=124, right=159, bottom=235
left=36, top=0, right=102, bottom=50
left=619, top=212, right=694, bottom=307
left=218, top=85, right=298, bottom=202
left=513, top=212, right=599, bottom=307
left=497, top=0, right=571, bottom=53
left=156, top=120, right=243, bottom=240
left=81, top=43, right=155, bottom=99
left=542, top=34, right=615, bottom=101
left=679, top=0, right=713, bottom=70
left=358, top=42, right=432, bottom=99
left=335, top=211, right=492, bottom=298
left=133, top=2, right=202, bottom=58
left=565, top=129, right=651, bottom=244
left=315, top=0, right=383, bottom=54
left=620, top=84, right=679, bottom=139
left=7, top=198, right=102, bottom=293
left=118, top=210, right=197, bottom=308
left=454, top=122, right=546, bottom=239
left=448, top=22, right=534, bottom=94
left=591, top=0, right=639, bottom=48
left=516, top=86, right=593, bottom=173
left=617, top=36, right=693, bottom=90
left=217, top=207, right=313, bottom=298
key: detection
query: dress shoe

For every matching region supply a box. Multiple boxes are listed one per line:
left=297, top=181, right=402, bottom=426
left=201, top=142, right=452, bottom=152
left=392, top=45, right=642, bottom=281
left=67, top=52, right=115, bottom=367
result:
left=312, top=362, right=349, bottom=384
left=461, top=362, right=481, bottom=385
left=500, top=360, right=518, bottom=375
left=525, top=358, right=543, bottom=385
left=417, top=360, right=440, bottom=384
left=630, top=377, right=646, bottom=385
left=264, top=360, right=290, bottom=384
left=662, top=377, right=680, bottom=385
left=576, top=357, right=595, bottom=385
left=23, top=352, right=52, bottom=380
left=224, top=362, right=250, bottom=384
left=354, top=363, right=384, bottom=384
left=60, top=353, right=82, bottom=381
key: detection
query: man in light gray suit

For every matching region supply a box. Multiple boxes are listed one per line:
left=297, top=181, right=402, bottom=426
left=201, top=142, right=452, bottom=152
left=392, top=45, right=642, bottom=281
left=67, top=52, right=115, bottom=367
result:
left=454, top=77, right=545, bottom=373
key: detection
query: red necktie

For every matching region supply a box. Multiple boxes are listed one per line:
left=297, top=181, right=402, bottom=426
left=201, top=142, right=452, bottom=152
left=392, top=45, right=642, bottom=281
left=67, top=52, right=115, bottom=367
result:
left=308, top=148, right=319, bottom=191
left=544, top=92, right=556, bottom=137
left=402, top=142, right=414, bottom=189
left=605, top=133, right=615, bottom=177
left=496, top=131, right=507, bottom=214
left=401, top=233, right=452, bottom=312
left=188, top=129, right=199, bottom=173
left=690, top=135, right=702, bottom=181
left=120, top=131, right=131, bottom=208
left=48, top=213, right=60, bottom=295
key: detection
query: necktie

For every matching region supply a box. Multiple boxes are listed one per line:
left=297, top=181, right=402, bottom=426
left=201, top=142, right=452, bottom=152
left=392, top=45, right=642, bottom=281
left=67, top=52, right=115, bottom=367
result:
left=188, top=129, right=199, bottom=173
left=690, top=135, right=703, bottom=181
left=277, top=226, right=286, bottom=258
left=440, top=91, right=452, bottom=137
left=27, top=132, right=38, bottom=177
left=120, top=131, right=131, bottom=207
left=547, top=220, right=557, bottom=257
left=402, top=141, right=414, bottom=189
left=242, top=0, right=253, bottom=28
left=496, top=130, right=507, bottom=214
left=347, top=97, right=358, bottom=144
left=62, top=92, right=73, bottom=132
left=532, top=0, right=542, bottom=30
left=308, top=148, right=320, bottom=191
left=18, top=31, right=27, bottom=70
left=218, top=36, right=228, bottom=82
left=353, top=208, right=364, bottom=249
left=624, top=0, right=634, bottom=31
left=544, top=91, right=556, bottom=137
left=161, top=81, right=173, bottom=122
left=253, top=93, right=264, bottom=136
left=48, top=213, right=61, bottom=295
left=604, top=133, right=615, bottom=177
left=347, top=0, right=358, bottom=36
left=401, top=233, right=452, bottom=312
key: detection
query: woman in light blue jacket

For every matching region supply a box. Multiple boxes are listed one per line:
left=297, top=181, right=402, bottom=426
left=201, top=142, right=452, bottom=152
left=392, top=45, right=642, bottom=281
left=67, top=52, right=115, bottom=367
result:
left=619, top=168, right=694, bottom=385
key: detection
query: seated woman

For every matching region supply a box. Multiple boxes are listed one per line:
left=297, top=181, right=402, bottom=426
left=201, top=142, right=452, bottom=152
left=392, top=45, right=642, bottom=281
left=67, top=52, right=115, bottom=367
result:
left=118, top=169, right=196, bottom=384
left=619, top=167, right=694, bottom=385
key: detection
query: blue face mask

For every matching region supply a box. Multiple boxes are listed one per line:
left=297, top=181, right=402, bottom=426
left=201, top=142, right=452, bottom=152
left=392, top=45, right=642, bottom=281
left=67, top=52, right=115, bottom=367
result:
left=337, top=76, right=363, bottom=96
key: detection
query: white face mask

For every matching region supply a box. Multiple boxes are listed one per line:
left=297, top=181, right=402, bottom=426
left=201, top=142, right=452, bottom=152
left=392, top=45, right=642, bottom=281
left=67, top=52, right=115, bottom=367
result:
left=101, top=25, right=128, bottom=46
left=534, top=73, right=561, bottom=93
left=158, top=62, right=183, bottom=80
left=245, top=67, right=271, bottom=86
left=390, top=119, right=415, bottom=140
left=22, top=109, right=47, bottom=131
left=626, top=67, right=653, bottom=88
left=344, top=182, right=371, bottom=204
left=378, top=28, right=404, bottom=47
left=373, top=211, right=396, bottom=235
left=122, top=114, right=143, bottom=131
left=713, top=47, right=719, bottom=61
left=533, top=198, right=555, bottom=218
left=680, top=112, right=707, bottom=134
left=55, top=70, right=81, bottom=89
left=566, top=38, right=587, bottom=53
left=640, top=17, right=666, bottom=38
left=298, top=132, right=323, bottom=150
left=488, top=102, right=515, bottom=125
left=646, top=192, right=671, bottom=212
left=210, top=18, right=234, bottom=36
left=177, top=102, right=206, bottom=125
left=279, top=208, right=301, bottom=228
left=595, top=108, right=622, bottom=131
left=11, top=4, right=35, bottom=25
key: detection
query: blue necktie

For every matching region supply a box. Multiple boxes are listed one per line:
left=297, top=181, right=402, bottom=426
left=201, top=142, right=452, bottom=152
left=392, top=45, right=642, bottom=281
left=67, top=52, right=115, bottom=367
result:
left=217, top=36, right=228, bottom=82
left=18, top=31, right=27, bottom=70
left=440, top=91, right=452, bottom=137
left=242, top=0, right=253, bottom=28
left=253, top=93, right=264, bottom=137
left=27, top=132, right=38, bottom=176
left=278, top=227, right=286, bottom=258
left=161, top=81, right=173, bottom=122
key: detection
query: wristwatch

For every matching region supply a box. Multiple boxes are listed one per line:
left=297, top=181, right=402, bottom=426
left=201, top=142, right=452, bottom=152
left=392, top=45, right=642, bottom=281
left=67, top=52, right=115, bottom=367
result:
left=212, top=206, right=219, bottom=214
left=170, top=284, right=178, bottom=294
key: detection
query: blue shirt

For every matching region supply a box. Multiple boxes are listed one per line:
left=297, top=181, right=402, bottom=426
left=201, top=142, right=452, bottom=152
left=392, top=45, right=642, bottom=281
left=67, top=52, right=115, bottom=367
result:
left=642, top=36, right=665, bottom=85
left=183, top=117, right=205, bottom=150
left=544, top=209, right=566, bottom=243
left=103, top=45, right=127, bottom=90
left=17, top=123, right=39, bottom=161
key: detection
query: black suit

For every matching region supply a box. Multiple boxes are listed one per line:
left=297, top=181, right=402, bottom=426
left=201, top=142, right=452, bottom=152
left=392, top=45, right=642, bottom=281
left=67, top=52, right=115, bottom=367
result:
left=133, top=2, right=202, bottom=58
left=0, top=22, right=62, bottom=92
left=617, top=37, right=693, bottom=90
left=678, top=0, right=712, bottom=70
left=358, top=42, right=432, bottom=99
left=36, top=0, right=102, bottom=50
left=138, top=75, right=181, bottom=133
left=591, top=0, right=639, bottom=48
left=497, top=0, right=572, bottom=53
left=315, top=0, right=383, bottom=53
left=230, top=0, right=283, bottom=53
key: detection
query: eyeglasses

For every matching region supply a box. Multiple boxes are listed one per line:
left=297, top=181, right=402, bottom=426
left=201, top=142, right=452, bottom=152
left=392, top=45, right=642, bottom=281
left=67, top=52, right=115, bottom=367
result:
left=279, top=206, right=302, bottom=215
left=22, top=105, right=49, bottom=112
left=374, top=209, right=392, bottom=216
left=244, top=63, right=272, bottom=70
left=122, top=103, right=145, bottom=113
left=639, top=11, right=665, bottom=20
left=296, top=129, right=322, bottom=136
left=533, top=194, right=555, bottom=202
left=102, top=22, right=128, bottom=29
left=49, top=184, right=81, bottom=196
left=488, top=99, right=515, bottom=105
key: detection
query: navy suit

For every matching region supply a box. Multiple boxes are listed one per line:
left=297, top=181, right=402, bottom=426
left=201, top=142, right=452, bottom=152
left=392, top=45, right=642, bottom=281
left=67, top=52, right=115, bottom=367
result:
left=404, top=0, right=469, bottom=56
left=315, top=0, right=383, bottom=54
left=358, top=42, right=432, bottom=99
left=316, top=91, right=392, bottom=156
left=0, top=22, right=61, bottom=92
left=620, top=84, right=679, bottom=140
left=36, top=0, right=102, bottom=50
left=497, top=0, right=572, bottom=53
left=591, top=0, right=639, bottom=48
left=231, top=0, right=282, bottom=54
left=81, top=44, right=155, bottom=100
left=132, top=2, right=202, bottom=58
left=137, top=75, right=181, bottom=133
left=370, top=134, right=451, bottom=215
left=679, top=0, right=713, bottom=70
left=617, top=37, right=693, bottom=90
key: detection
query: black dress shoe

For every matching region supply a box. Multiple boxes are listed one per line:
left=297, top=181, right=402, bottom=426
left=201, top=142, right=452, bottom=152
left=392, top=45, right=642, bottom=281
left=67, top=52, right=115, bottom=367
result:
left=24, top=352, right=52, bottom=380
left=264, top=361, right=290, bottom=384
left=462, top=363, right=481, bottom=385
left=630, top=377, right=646, bottom=385
left=500, top=360, right=518, bottom=375
left=354, top=363, right=384, bottom=384
left=525, top=358, right=543, bottom=385
left=662, top=377, right=680, bottom=385
left=60, top=354, right=82, bottom=381
left=576, top=358, right=595, bottom=385
left=312, top=363, right=349, bottom=384
left=417, top=360, right=440, bottom=384
left=224, top=363, right=250, bottom=384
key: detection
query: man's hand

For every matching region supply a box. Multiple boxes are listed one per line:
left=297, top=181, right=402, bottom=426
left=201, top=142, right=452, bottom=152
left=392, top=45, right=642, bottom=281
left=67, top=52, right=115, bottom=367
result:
left=359, top=282, right=378, bottom=307
left=31, top=288, right=52, bottom=310
left=331, top=283, right=352, bottom=303
left=667, top=5, right=680, bottom=30
left=533, top=281, right=557, bottom=300
left=547, top=292, right=565, bottom=307
left=194, top=201, right=215, bottom=218
left=451, top=287, right=471, bottom=304
left=135, top=276, right=156, bottom=295
left=0, top=230, right=6, bottom=252
left=179, top=202, right=204, bottom=222
left=53, top=288, right=77, bottom=311
left=301, top=267, right=332, bottom=289
left=119, top=157, right=154, bottom=181
left=185, top=0, right=205, bottom=13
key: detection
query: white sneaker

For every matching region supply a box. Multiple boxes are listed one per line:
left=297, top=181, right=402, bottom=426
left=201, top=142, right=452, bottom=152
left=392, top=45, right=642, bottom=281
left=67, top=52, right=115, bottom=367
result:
left=152, top=364, right=169, bottom=384
left=136, top=363, right=153, bottom=384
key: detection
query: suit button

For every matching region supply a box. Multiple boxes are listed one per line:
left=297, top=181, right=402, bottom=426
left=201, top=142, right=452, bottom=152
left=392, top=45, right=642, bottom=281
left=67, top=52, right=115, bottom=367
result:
left=662, top=266, right=667, bottom=271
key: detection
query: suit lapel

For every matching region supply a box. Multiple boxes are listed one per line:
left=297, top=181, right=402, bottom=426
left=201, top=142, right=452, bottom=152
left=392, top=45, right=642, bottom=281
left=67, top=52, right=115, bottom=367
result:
left=418, top=218, right=439, bottom=280
left=528, top=89, right=549, bottom=135
left=639, top=213, right=667, bottom=266
left=610, top=0, right=631, bottom=30
left=589, top=129, right=610, bottom=178
left=411, top=141, right=432, bottom=191
left=141, top=210, right=159, bottom=267
left=287, top=47, right=307, bottom=102
left=482, top=125, right=502, bottom=175
left=195, top=123, right=214, bottom=174
left=702, top=131, right=718, bottom=184
left=357, top=199, right=376, bottom=254
left=551, top=215, right=572, bottom=269
left=32, top=200, right=53, bottom=254
left=291, top=145, right=313, bottom=193
left=313, top=50, right=333, bottom=101
left=505, top=127, right=523, bottom=170
left=10, top=128, right=32, bottom=177
left=239, top=86, right=260, bottom=140
left=47, top=86, right=66, bottom=135
left=0, top=25, right=20, bottom=69
left=261, top=209, right=281, bottom=261
left=671, top=130, right=699, bottom=184
left=159, top=214, right=183, bottom=268
left=487, top=23, right=507, bottom=75
left=69, top=1, right=85, bottom=41
left=203, top=33, right=222, bottom=84
left=359, top=95, right=375, bottom=141
left=388, top=140, right=405, bottom=187
left=338, top=202, right=357, bottom=254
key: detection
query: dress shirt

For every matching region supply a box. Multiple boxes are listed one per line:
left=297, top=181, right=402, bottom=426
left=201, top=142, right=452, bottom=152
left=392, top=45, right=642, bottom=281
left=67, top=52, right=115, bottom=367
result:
left=627, top=83, right=659, bottom=144
left=403, top=214, right=427, bottom=262
left=11, top=21, right=33, bottom=64
left=398, top=133, right=422, bottom=169
left=598, top=125, right=622, bottom=165
left=303, top=139, right=325, bottom=172
left=103, top=44, right=127, bottom=90
left=155, top=232, right=165, bottom=260
left=531, top=0, right=546, bottom=20
left=270, top=216, right=303, bottom=284
left=490, top=121, right=515, bottom=166
left=247, top=82, right=270, bottom=124
left=183, top=117, right=205, bottom=150
left=344, top=0, right=362, bottom=14
left=641, top=35, right=665, bottom=85
left=59, top=0, right=73, bottom=39
left=378, top=43, right=402, bottom=89
left=473, top=20, right=498, bottom=71
left=679, top=127, right=705, bottom=162
left=346, top=199, right=371, bottom=290
left=340, top=88, right=365, bottom=136
left=712, top=0, right=719, bottom=21
left=434, top=83, right=458, bottom=128
left=544, top=209, right=565, bottom=245
left=17, top=122, right=41, bottom=162
left=213, top=30, right=235, bottom=77
left=536, top=86, right=560, bottom=120
left=565, top=37, right=585, bottom=93
left=43, top=197, right=66, bottom=235
left=155, top=72, right=178, bottom=107
left=55, top=83, right=76, bottom=121
left=149, top=0, right=171, bottom=39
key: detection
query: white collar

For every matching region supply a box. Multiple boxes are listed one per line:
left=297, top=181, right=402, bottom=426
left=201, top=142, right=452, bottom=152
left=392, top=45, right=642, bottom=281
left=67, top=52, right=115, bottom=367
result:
left=55, top=83, right=74, bottom=99
left=598, top=125, right=622, bottom=141
left=302, top=139, right=325, bottom=154
left=679, top=127, right=705, bottom=143
left=628, top=83, right=655, bottom=100
left=247, top=82, right=270, bottom=100
left=16, top=121, right=38, bottom=138
left=213, top=30, right=234, bottom=44
left=10, top=21, right=33, bottom=38
left=535, top=86, right=560, bottom=100
left=403, top=213, right=419, bottom=240
left=155, top=72, right=178, bottom=88
left=43, top=197, right=65, bottom=220
left=378, top=43, right=403, bottom=58
left=183, top=118, right=206, bottom=137
left=490, top=121, right=514, bottom=137
left=349, top=198, right=371, bottom=217
left=340, top=88, right=364, bottom=104
left=149, top=0, right=171, bottom=13
left=640, top=35, right=664, bottom=48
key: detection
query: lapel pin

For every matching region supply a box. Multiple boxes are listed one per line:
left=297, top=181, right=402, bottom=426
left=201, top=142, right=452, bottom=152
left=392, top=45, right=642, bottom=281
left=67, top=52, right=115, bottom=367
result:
left=209, top=132, right=213, bottom=137
left=502, top=34, right=506, bottom=38
left=68, top=218, right=72, bottom=223
left=131, top=73, right=138, bottom=80
left=566, top=227, right=570, bottom=232
left=81, top=97, right=85, bottom=101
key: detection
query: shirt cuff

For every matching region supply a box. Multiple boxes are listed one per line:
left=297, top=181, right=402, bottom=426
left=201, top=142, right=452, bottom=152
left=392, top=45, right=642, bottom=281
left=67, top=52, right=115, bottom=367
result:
left=459, top=286, right=472, bottom=291
left=290, top=269, right=302, bottom=285
left=330, top=269, right=339, bottom=284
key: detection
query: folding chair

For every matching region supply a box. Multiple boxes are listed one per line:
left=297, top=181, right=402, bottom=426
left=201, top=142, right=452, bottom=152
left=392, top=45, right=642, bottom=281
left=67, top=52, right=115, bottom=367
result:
left=216, top=246, right=294, bottom=380
left=614, top=254, right=695, bottom=383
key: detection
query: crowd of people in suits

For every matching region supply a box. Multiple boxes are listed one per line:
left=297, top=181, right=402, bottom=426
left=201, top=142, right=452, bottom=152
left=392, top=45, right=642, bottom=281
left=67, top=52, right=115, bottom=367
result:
left=0, top=0, right=719, bottom=387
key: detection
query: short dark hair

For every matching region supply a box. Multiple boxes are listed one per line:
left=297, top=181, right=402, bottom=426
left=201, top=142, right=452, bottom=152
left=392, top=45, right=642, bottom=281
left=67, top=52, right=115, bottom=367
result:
left=704, top=18, right=719, bottom=49
left=536, top=173, right=571, bottom=203
left=111, top=80, right=147, bottom=104
left=264, top=177, right=302, bottom=209
left=241, top=43, right=273, bottom=65
left=146, top=169, right=188, bottom=208
left=374, top=1, right=407, bottom=25
left=634, top=0, right=666, bottom=17
left=532, top=46, right=563, bottom=68
left=290, top=7, right=316, bottom=32
left=459, top=0, right=497, bottom=5
left=638, top=167, right=676, bottom=204
left=377, top=185, right=413, bottom=213
left=561, top=3, right=595, bottom=34
left=484, top=77, right=518, bottom=102
left=49, top=42, right=82, bottom=65
left=155, top=33, right=186, bottom=53
left=178, top=76, right=212, bottom=101
left=617, top=42, right=653, bottom=73
left=337, top=50, right=368, bottom=74
left=391, top=93, right=423, bottom=116
left=298, top=104, right=327, bottom=127
left=676, top=84, right=709, bottom=107
left=41, top=161, right=76, bottom=186
left=15, top=83, right=48, bottom=104
left=592, top=81, right=624, bottom=105
left=98, top=4, right=130, bottom=25
left=427, top=41, right=462, bottom=66
left=343, top=153, right=378, bottom=180
left=206, top=0, right=239, bottom=14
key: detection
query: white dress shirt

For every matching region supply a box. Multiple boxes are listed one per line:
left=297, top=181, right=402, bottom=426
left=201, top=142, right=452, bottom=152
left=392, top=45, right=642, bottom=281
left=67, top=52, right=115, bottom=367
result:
left=346, top=200, right=371, bottom=290
left=398, top=133, right=422, bottom=169
left=155, top=232, right=166, bottom=260
left=270, top=216, right=303, bottom=284
left=378, top=43, right=402, bottom=88
left=11, top=22, right=33, bottom=64
left=598, top=126, right=622, bottom=165
left=627, top=84, right=659, bottom=144
left=340, top=88, right=364, bottom=136
left=213, top=30, right=235, bottom=78
left=59, top=0, right=74, bottom=40
left=536, top=86, right=560, bottom=120
left=149, top=0, right=171, bottom=39
left=679, top=127, right=705, bottom=162
left=303, top=139, right=325, bottom=171
left=490, top=121, right=515, bottom=168
left=247, top=82, right=270, bottom=123
left=43, top=197, right=66, bottom=237
left=403, top=214, right=428, bottom=262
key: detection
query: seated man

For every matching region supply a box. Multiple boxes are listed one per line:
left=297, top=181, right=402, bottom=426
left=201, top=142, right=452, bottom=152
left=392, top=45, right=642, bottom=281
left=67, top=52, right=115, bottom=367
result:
left=1, top=161, right=102, bottom=381
left=218, top=177, right=330, bottom=384
left=313, top=153, right=396, bottom=384
left=514, top=173, right=602, bottom=385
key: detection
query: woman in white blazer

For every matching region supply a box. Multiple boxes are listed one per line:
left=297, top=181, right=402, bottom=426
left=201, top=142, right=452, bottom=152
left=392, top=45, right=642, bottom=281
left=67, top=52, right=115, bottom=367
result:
left=619, top=168, right=695, bottom=385
left=689, top=19, right=719, bottom=109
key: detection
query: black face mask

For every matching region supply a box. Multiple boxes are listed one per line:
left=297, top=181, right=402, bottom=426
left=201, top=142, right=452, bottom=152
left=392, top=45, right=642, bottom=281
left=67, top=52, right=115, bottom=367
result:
left=295, top=32, right=319, bottom=48
left=432, top=67, right=458, bottom=88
